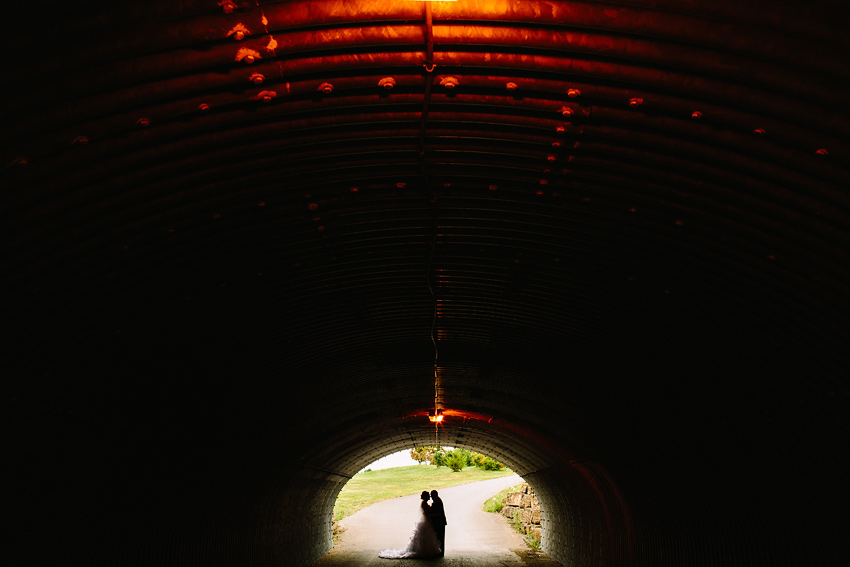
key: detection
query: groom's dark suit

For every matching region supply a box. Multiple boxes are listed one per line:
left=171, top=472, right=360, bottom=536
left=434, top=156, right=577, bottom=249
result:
left=429, top=491, right=447, bottom=557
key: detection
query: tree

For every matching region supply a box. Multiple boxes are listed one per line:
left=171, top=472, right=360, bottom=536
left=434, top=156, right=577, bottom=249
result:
left=409, top=446, right=436, bottom=465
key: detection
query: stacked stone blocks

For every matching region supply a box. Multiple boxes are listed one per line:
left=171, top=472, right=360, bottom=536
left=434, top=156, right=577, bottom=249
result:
left=501, top=482, right=543, bottom=542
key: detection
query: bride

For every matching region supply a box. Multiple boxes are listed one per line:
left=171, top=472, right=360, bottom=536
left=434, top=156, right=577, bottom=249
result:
left=378, top=491, right=442, bottom=559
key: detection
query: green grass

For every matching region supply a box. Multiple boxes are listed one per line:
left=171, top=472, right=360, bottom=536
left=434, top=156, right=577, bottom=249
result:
left=481, top=482, right=524, bottom=513
left=333, top=465, right=515, bottom=521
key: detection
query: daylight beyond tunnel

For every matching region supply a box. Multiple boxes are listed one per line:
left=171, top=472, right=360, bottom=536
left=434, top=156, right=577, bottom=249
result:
left=3, top=0, right=849, bottom=566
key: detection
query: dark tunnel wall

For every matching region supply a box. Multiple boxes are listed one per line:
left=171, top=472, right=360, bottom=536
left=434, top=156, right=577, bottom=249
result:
left=3, top=1, right=850, bottom=566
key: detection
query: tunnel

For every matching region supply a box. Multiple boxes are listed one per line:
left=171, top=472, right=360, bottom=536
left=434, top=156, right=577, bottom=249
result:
left=2, top=1, right=849, bottom=565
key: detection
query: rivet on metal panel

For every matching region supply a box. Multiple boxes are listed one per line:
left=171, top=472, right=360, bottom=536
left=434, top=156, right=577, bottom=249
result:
left=815, top=148, right=829, bottom=155
left=440, top=76, right=459, bottom=89
left=136, top=117, right=150, bottom=127
left=378, top=77, right=396, bottom=90
left=506, top=81, right=518, bottom=91
left=628, top=97, right=643, bottom=108
left=235, top=48, right=260, bottom=63
left=198, top=103, right=211, bottom=111
left=250, top=73, right=265, bottom=84
left=318, top=82, right=334, bottom=94
left=691, top=110, right=703, bottom=119
left=559, top=106, right=573, bottom=117
left=566, top=88, right=581, bottom=98
left=228, top=24, right=250, bottom=40
left=753, top=128, right=766, bottom=136
left=219, top=1, right=236, bottom=14
left=256, top=90, right=276, bottom=102
left=72, top=135, right=89, bottom=145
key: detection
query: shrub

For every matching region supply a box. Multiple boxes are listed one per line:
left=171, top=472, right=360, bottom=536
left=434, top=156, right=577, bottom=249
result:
left=481, top=457, right=504, bottom=471
left=449, top=448, right=472, bottom=466
left=470, top=452, right=486, bottom=467
left=445, top=450, right=467, bottom=472
left=432, top=448, right=446, bottom=467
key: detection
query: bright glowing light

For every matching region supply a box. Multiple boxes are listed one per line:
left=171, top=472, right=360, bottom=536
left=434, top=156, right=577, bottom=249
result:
left=428, top=409, right=444, bottom=422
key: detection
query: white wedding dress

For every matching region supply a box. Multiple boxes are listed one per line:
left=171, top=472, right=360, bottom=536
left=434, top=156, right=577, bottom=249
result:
left=378, top=501, right=442, bottom=559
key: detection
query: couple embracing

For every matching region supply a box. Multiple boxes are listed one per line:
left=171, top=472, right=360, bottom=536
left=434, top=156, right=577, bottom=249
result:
left=378, top=489, right=447, bottom=559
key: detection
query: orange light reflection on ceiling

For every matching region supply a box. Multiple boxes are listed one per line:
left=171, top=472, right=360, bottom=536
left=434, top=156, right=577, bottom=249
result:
left=406, top=408, right=495, bottom=423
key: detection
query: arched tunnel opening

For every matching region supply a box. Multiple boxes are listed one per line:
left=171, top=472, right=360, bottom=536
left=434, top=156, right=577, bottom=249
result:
left=3, top=1, right=849, bottom=566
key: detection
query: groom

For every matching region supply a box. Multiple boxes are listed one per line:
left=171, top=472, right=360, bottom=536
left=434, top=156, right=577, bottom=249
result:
left=428, top=489, right=447, bottom=557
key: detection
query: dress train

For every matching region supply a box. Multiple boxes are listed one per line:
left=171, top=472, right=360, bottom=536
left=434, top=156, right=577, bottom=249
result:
left=378, top=508, right=442, bottom=559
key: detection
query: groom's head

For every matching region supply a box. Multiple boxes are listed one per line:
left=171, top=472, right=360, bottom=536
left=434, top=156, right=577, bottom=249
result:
left=430, top=490, right=439, bottom=498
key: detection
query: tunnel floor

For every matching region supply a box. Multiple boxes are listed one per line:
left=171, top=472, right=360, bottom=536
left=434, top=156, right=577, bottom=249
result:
left=312, top=477, right=562, bottom=566
left=311, top=548, right=562, bottom=566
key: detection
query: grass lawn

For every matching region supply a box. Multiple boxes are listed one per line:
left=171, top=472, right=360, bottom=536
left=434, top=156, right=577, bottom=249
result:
left=481, top=482, right=525, bottom=513
left=334, top=465, right=516, bottom=521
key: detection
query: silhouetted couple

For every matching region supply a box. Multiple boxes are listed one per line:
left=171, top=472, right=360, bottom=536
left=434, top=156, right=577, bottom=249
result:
left=378, top=489, right=447, bottom=559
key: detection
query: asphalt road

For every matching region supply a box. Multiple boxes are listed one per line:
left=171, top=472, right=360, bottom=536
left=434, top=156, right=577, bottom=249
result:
left=312, top=475, right=563, bottom=566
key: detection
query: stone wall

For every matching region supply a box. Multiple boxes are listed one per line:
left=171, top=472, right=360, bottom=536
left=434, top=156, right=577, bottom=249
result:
left=501, top=482, right=542, bottom=543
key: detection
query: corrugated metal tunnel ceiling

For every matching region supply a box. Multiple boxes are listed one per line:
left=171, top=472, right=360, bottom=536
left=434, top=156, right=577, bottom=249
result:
left=3, top=1, right=849, bottom=566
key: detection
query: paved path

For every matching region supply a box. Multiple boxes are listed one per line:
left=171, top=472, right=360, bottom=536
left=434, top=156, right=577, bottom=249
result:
left=312, top=475, right=562, bottom=566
